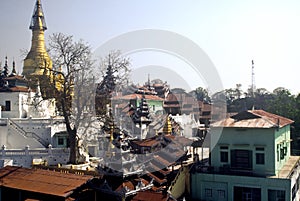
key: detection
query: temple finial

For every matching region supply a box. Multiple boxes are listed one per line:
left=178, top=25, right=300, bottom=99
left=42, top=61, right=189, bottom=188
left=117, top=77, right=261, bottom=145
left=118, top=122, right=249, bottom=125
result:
left=11, top=59, right=17, bottom=75
left=29, top=0, right=47, bottom=31
left=5, top=56, right=8, bottom=66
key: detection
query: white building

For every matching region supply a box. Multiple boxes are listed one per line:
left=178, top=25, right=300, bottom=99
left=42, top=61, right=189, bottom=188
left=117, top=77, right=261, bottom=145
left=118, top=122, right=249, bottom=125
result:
left=0, top=67, right=70, bottom=167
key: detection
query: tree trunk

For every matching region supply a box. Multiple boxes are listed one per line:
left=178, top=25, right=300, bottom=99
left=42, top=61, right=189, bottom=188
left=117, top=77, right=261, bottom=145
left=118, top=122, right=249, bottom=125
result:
left=68, top=128, right=77, bottom=164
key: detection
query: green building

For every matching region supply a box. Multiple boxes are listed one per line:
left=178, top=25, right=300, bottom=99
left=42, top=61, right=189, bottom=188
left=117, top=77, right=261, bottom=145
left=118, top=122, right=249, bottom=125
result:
left=191, top=110, right=300, bottom=201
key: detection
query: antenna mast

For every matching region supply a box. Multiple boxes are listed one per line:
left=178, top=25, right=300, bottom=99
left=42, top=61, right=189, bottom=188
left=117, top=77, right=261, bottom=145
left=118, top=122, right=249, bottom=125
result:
left=251, top=60, right=256, bottom=97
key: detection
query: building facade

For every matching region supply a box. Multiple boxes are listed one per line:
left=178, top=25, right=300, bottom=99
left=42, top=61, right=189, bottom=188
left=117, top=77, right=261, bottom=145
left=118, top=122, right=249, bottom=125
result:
left=191, top=110, right=300, bottom=201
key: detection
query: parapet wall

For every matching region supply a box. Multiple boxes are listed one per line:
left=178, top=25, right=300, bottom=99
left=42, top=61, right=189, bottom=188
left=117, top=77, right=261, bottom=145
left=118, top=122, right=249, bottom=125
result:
left=0, top=145, right=70, bottom=167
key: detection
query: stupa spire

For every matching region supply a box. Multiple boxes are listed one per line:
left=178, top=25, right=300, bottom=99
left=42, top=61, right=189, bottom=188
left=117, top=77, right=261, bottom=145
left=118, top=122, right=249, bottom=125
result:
left=29, top=0, right=47, bottom=31
left=11, top=60, right=17, bottom=76
left=23, top=0, right=52, bottom=76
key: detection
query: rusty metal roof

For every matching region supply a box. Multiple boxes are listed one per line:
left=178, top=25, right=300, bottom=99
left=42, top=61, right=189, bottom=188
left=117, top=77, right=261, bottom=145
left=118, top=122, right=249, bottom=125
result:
left=113, top=94, right=164, bottom=101
left=212, top=110, right=294, bottom=128
left=115, top=178, right=150, bottom=192
left=0, top=166, right=93, bottom=198
left=0, top=86, right=29, bottom=92
left=131, top=138, right=160, bottom=147
left=132, top=190, right=173, bottom=201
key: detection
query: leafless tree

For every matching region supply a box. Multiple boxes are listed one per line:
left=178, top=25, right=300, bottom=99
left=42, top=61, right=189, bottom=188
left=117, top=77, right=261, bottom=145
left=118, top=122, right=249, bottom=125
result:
left=49, top=32, right=95, bottom=164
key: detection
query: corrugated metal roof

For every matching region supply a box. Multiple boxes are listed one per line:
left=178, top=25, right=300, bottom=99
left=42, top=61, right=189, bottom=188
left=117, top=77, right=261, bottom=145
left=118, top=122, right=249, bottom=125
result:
left=131, top=138, right=160, bottom=147
left=212, top=110, right=294, bottom=128
left=113, top=94, right=164, bottom=101
left=132, top=190, right=172, bottom=201
left=0, top=166, right=93, bottom=198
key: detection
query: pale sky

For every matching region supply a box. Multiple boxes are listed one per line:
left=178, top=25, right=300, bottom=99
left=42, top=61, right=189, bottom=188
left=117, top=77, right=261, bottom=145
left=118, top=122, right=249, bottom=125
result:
left=1, top=0, right=300, bottom=94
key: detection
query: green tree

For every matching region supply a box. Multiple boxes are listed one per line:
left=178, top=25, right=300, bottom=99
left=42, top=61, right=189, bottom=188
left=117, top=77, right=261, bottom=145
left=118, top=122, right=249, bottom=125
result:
left=190, top=87, right=211, bottom=103
left=267, top=87, right=296, bottom=119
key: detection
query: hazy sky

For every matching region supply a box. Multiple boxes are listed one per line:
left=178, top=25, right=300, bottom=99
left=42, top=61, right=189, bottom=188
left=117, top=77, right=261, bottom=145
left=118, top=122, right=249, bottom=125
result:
left=1, top=0, right=300, bottom=94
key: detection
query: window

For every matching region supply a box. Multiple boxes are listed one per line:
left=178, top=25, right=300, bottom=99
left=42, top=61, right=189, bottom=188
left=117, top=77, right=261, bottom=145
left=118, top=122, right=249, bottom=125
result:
left=256, top=153, right=265, bottom=165
left=231, top=150, right=252, bottom=170
left=268, top=189, right=285, bottom=201
left=277, top=145, right=280, bottom=161
left=234, top=186, right=261, bottom=201
left=277, top=144, right=287, bottom=161
left=5, top=101, right=10, bottom=111
left=256, top=147, right=264, bottom=151
left=280, top=148, right=285, bottom=160
left=218, top=190, right=225, bottom=198
left=58, top=137, right=64, bottom=145
left=220, top=151, right=228, bottom=163
left=205, top=188, right=212, bottom=198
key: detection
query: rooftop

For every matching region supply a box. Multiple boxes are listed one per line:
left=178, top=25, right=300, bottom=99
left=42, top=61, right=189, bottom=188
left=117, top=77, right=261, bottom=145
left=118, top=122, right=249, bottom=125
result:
left=212, top=110, right=294, bottom=128
left=0, top=166, right=93, bottom=198
left=132, top=190, right=173, bottom=201
left=271, top=156, right=300, bottom=179
left=112, top=93, right=164, bottom=101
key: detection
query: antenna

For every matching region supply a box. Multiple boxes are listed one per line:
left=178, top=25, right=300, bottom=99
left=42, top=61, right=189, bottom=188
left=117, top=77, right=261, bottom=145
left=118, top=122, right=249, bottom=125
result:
left=251, top=60, right=256, bottom=97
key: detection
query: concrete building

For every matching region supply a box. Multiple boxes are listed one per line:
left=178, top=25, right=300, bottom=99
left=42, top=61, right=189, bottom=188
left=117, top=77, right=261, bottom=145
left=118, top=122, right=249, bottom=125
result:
left=191, top=110, right=300, bottom=201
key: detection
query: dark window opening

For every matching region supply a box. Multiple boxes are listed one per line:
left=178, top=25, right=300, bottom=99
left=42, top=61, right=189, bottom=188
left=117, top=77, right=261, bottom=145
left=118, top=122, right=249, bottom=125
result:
left=256, top=153, right=265, bottom=165
left=218, top=190, right=225, bottom=198
left=5, top=101, right=11, bottom=111
left=268, top=189, right=285, bottom=201
left=234, top=186, right=261, bottom=201
left=220, top=151, right=228, bottom=163
left=205, top=188, right=212, bottom=198
left=58, top=138, right=64, bottom=145
left=256, top=147, right=264, bottom=151
left=231, top=149, right=252, bottom=170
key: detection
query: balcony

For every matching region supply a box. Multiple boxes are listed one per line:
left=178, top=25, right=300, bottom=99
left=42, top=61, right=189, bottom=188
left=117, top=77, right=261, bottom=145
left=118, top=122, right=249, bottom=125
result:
left=191, top=163, right=267, bottom=178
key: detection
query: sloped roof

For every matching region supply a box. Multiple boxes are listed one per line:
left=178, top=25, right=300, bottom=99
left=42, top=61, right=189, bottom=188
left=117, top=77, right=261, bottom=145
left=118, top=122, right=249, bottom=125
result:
left=115, top=178, right=150, bottom=192
left=112, top=94, right=164, bottom=101
left=131, top=138, right=160, bottom=147
left=3, top=75, right=26, bottom=81
left=212, top=110, right=294, bottom=128
left=0, top=166, right=93, bottom=198
left=0, top=86, right=29, bottom=92
left=132, top=190, right=173, bottom=201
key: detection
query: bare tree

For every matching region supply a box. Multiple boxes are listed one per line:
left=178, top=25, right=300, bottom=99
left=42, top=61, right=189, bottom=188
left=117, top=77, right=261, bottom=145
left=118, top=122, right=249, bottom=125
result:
left=48, top=32, right=95, bottom=164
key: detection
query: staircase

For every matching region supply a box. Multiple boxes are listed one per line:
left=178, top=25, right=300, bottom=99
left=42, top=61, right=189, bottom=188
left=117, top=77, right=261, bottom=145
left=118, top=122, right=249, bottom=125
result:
left=8, top=119, right=48, bottom=147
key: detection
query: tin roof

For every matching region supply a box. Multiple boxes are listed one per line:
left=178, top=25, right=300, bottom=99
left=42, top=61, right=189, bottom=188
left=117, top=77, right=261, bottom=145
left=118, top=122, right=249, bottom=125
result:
left=131, top=138, right=160, bottom=147
left=0, top=166, right=93, bottom=198
left=113, top=94, right=164, bottom=101
left=0, top=86, right=29, bottom=92
left=132, top=190, right=173, bottom=201
left=212, top=110, right=294, bottom=128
